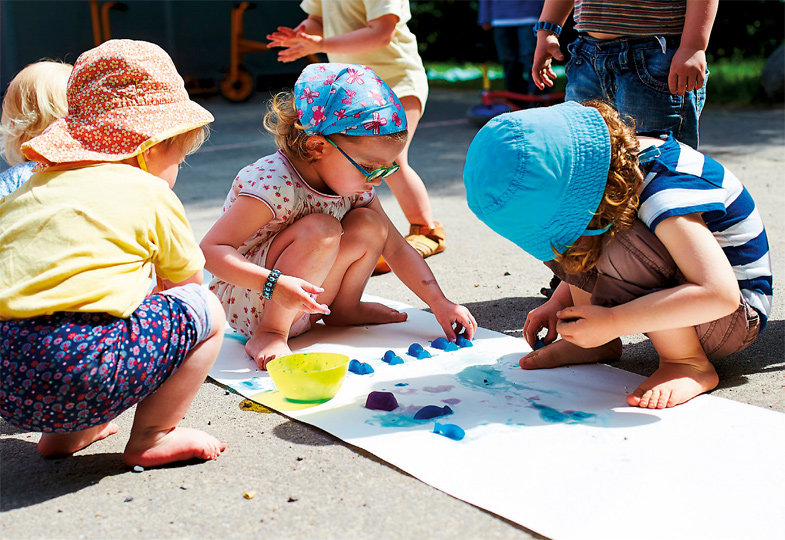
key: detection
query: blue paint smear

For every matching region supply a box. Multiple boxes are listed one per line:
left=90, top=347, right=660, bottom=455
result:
left=366, top=412, right=426, bottom=428
left=394, top=382, right=409, bottom=387
left=225, top=333, right=249, bottom=344
left=456, top=364, right=559, bottom=396
left=530, top=401, right=598, bottom=425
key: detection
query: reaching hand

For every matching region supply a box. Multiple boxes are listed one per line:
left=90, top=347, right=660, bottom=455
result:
left=668, top=46, right=707, bottom=95
left=531, top=33, right=564, bottom=90
left=269, top=274, right=330, bottom=315
left=432, top=301, right=477, bottom=342
left=555, top=305, right=619, bottom=349
left=266, top=26, right=301, bottom=49
left=522, top=298, right=563, bottom=349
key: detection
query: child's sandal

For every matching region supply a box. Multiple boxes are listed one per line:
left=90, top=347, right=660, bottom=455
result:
left=373, top=222, right=446, bottom=276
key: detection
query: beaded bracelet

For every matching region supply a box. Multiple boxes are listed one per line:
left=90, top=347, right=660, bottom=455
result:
left=262, top=269, right=281, bottom=300
left=532, top=20, right=562, bottom=38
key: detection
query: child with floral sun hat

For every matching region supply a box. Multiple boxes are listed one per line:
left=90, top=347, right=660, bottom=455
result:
left=464, top=100, right=771, bottom=409
left=0, top=39, right=226, bottom=467
left=201, top=63, right=476, bottom=368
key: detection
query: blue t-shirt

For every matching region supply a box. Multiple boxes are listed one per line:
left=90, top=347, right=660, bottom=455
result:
left=638, top=134, right=772, bottom=328
left=0, top=161, right=36, bottom=199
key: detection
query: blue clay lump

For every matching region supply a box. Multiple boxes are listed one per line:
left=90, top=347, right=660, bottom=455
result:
left=407, top=343, right=432, bottom=359
left=365, top=391, right=399, bottom=411
left=433, top=422, right=465, bottom=441
left=382, top=350, right=404, bottom=365
left=348, top=359, right=375, bottom=375
left=534, top=339, right=546, bottom=350
left=455, top=334, right=473, bottom=348
left=430, top=337, right=459, bottom=351
left=413, top=404, right=453, bottom=420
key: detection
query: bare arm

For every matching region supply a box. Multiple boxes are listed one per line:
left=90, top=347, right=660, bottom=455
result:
left=531, top=0, right=574, bottom=89
left=268, top=14, right=399, bottom=63
left=199, top=195, right=328, bottom=314
left=557, top=214, right=740, bottom=347
left=669, top=0, right=718, bottom=95
left=368, top=197, right=477, bottom=339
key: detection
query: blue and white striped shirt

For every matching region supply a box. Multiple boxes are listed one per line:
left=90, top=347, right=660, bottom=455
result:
left=638, top=134, right=772, bottom=328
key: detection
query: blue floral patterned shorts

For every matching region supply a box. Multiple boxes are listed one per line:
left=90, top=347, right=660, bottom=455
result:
left=0, top=286, right=212, bottom=433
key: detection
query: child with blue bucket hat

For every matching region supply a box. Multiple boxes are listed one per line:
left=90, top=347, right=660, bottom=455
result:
left=464, top=100, right=771, bottom=409
left=202, top=63, right=476, bottom=369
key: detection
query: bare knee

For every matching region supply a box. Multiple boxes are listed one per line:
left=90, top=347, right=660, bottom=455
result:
left=342, top=208, right=388, bottom=247
left=295, top=213, right=343, bottom=249
left=205, top=291, right=226, bottom=339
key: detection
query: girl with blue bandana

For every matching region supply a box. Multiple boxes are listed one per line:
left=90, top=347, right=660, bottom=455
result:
left=464, top=101, right=771, bottom=409
left=202, top=63, right=476, bottom=368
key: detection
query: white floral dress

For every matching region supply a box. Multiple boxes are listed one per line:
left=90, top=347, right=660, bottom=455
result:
left=209, top=150, right=375, bottom=337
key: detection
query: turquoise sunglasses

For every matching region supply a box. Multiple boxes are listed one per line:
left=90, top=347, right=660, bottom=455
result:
left=326, top=138, right=400, bottom=182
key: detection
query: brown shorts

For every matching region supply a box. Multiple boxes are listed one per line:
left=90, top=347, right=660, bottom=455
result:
left=545, top=220, right=760, bottom=360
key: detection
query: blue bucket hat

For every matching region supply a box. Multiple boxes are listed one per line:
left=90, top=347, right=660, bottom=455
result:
left=463, top=101, right=611, bottom=261
left=294, top=63, right=406, bottom=136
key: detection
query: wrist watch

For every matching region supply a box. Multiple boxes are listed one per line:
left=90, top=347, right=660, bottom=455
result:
left=533, top=21, right=563, bottom=37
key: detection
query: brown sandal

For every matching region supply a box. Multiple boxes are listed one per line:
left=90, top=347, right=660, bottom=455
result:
left=374, top=222, right=446, bottom=275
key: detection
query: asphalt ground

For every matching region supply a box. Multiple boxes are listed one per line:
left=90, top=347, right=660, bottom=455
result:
left=1, top=89, right=783, bottom=539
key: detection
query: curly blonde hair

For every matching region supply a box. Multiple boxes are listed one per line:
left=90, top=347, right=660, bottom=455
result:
left=0, top=61, right=72, bottom=165
left=263, top=90, right=407, bottom=161
left=554, top=100, right=644, bottom=273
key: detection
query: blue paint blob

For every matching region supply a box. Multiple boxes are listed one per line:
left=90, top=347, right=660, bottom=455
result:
left=413, top=405, right=453, bottom=420
left=348, top=359, right=374, bottom=375
left=395, top=382, right=409, bottom=387
left=406, top=343, right=432, bottom=359
left=534, top=339, right=546, bottom=350
left=365, top=391, right=399, bottom=411
left=433, top=422, right=465, bottom=441
left=430, top=337, right=459, bottom=351
left=382, top=350, right=404, bottom=365
left=389, top=356, right=404, bottom=365
left=455, top=334, right=473, bottom=348
left=530, top=402, right=598, bottom=424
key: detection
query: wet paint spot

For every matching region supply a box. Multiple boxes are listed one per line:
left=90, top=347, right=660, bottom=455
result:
left=423, top=385, right=454, bottom=393
left=441, top=398, right=461, bottom=405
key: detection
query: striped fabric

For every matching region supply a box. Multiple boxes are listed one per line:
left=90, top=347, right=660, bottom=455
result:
left=638, top=134, right=772, bottom=328
left=574, top=0, right=686, bottom=36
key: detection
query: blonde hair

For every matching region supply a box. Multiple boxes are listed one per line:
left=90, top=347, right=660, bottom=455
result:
left=0, top=61, right=73, bottom=165
left=263, top=90, right=407, bottom=161
left=555, top=100, right=644, bottom=273
left=161, top=125, right=210, bottom=156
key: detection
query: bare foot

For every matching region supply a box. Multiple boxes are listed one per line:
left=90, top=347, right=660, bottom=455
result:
left=37, top=422, right=119, bottom=457
left=124, top=427, right=226, bottom=468
left=626, top=360, right=719, bottom=409
left=519, top=338, right=622, bottom=369
left=246, top=329, right=291, bottom=369
left=325, top=301, right=408, bottom=326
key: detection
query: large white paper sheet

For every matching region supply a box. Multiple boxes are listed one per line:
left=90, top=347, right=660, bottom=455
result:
left=210, top=297, right=785, bottom=540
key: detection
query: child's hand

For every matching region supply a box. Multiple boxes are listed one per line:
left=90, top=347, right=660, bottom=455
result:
left=431, top=301, right=477, bottom=342
left=523, top=298, right=563, bottom=349
left=267, top=29, right=323, bottom=63
left=555, top=305, right=619, bottom=348
left=669, top=46, right=707, bottom=96
left=270, top=274, right=330, bottom=316
left=266, top=26, right=300, bottom=48
left=531, top=33, right=564, bottom=90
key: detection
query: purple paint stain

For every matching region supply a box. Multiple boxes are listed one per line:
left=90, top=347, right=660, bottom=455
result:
left=423, top=385, right=454, bottom=394
left=365, top=391, right=399, bottom=411
left=413, top=405, right=453, bottom=420
left=441, top=398, right=461, bottom=405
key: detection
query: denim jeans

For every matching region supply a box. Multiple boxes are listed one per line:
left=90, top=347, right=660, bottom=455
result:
left=564, top=34, right=707, bottom=149
left=492, top=24, right=541, bottom=95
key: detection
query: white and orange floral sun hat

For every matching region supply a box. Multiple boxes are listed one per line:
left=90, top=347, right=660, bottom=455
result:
left=22, top=39, right=213, bottom=167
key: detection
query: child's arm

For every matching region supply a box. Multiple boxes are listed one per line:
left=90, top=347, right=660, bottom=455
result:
left=669, top=0, right=718, bottom=96
left=267, top=16, right=324, bottom=48
left=368, top=198, right=477, bottom=340
left=531, top=0, right=574, bottom=89
left=268, top=14, right=399, bottom=63
left=556, top=214, right=740, bottom=348
left=200, top=196, right=329, bottom=315
left=523, top=280, right=572, bottom=348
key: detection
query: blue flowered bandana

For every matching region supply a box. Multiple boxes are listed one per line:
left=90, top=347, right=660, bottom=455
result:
left=294, top=63, right=407, bottom=136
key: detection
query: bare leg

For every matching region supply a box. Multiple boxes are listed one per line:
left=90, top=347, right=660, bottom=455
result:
left=520, top=284, right=622, bottom=368
left=123, top=293, right=227, bottom=467
left=245, top=213, right=342, bottom=368
left=37, top=422, right=119, bottom=457
left=626, top=326, right=719, bottom=409
left=384, top=96, right=434, bottom=229
left=320, top=208, right=407, bottom=326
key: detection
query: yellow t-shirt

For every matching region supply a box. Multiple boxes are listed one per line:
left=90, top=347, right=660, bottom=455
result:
left=0, top=163, right=204, bottom=320
left=300, top=0, right=428, bottom=107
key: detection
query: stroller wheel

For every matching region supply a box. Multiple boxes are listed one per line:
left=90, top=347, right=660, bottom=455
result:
left=466, top=103, right=512, bottom=126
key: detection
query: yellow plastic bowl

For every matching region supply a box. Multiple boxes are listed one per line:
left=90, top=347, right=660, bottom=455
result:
left=266, top=352, right=350, bottom=403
